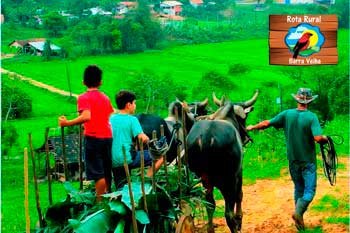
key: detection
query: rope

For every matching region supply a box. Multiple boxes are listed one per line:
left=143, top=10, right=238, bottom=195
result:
left=320, top=136, right=338, bottom=186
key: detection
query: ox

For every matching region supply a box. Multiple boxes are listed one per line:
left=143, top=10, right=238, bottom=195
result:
left=186, top=91, right=259, bottom=233
left=136, top=98, right=209, bottom=163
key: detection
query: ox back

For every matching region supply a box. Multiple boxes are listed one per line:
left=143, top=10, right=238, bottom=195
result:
left=136, top=113, right=178, bottom=163
left=187, top=120, right=243, bottom=189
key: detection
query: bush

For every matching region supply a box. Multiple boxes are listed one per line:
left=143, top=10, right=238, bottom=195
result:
left=192, top=70, right=237, bottom=100
left=228, top=64, right=250, bottom=75
left=1, top=78, right=33, bottom=120
left=1, top=123, right=19, bottom=158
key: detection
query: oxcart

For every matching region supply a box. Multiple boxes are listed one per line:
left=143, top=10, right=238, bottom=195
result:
left=29, top=111, right=209, bottom=233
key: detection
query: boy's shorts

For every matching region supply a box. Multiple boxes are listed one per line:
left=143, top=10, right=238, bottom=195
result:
left=84, top=136, right=112, bottom=182
left=129, top=150, right=152, bottom=168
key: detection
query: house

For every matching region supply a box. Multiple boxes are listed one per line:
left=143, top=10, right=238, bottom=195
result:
left=1, top=14, right=4, bottom=24
left=160, top=1, right=183, bottom=16
left=9, top=39, right=61, bottom=55
left=89, top=7, right=113, bottom=16
left=116, top=1, right=138, bottom=15
left=189, top=0, right=204, bottom=7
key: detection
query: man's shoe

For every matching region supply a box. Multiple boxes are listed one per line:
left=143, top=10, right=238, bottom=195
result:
left=292, top=213, right=305, bottom=231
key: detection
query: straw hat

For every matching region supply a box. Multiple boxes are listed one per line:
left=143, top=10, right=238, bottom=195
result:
left=291, top=88, right=318, bottom=104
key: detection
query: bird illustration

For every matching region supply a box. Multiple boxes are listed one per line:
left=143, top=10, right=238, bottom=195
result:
left=292, top=32, right=313, bottom=58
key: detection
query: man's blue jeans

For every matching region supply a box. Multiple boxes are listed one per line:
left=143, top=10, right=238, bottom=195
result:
left=289, top=161, right=317, bottom=205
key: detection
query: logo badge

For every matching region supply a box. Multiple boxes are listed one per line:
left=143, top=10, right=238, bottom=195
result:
left=285, top=23, right=325, bottom=59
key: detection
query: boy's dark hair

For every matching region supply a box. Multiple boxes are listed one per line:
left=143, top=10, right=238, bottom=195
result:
left=83, top=65, right=102, bottom=88
left=116, top=90, right=136, bottom=110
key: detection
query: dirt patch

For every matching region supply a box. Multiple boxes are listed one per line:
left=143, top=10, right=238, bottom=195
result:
left=200, top=157, right=349, bottom=233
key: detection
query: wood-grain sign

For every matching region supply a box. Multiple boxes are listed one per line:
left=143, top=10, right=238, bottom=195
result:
left=269, top=15, right=338, bottom=65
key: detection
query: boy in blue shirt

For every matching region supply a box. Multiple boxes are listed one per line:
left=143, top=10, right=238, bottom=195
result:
left=110, top=90, right=150, bottom=189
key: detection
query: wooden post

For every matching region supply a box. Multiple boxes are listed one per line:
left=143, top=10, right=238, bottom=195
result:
left=60, top=127, right=69, bottom=181
left=139, top=139, right=148, bottom=213
left=160, top=125, right=169, bottom=189
left=182, top=108, right=190, bottom=189
left=24, top=148, right=30, bottom=233
left=28, top=133, right=44, bottom=227
left=151, top=130, right=157, bottom=191
left=79, top=125, right=83, bottom=190
left=44, top=127, right=53, bottom=205
left=175, top=107, right=182, bottom=199
left=122, top=146, right=138, bottom=233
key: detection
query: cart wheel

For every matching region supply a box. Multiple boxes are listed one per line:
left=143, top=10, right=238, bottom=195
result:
left=175, top=215, right=195, bottom=233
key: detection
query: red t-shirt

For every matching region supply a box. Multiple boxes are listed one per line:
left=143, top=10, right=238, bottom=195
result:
left=77, top=90, right=113, bottom=138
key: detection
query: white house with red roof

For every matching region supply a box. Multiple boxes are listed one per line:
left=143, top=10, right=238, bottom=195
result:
left=160, top=1, right=183, bottom=16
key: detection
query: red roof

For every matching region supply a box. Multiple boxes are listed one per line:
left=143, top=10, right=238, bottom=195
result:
left=190, top=0, right=203, bottom=4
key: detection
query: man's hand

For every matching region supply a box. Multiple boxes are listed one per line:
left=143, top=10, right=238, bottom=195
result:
left=246, top=125, right=255, bottom=131
left=58, top=115, right=69, bottom=127
left=314, top=135, right=328, bottom=144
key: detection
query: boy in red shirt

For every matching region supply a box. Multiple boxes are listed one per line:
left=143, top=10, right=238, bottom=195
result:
left=59, top=65, right=114, bottom=201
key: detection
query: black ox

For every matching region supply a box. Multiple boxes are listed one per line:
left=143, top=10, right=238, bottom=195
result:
left=136, top=98, right=209, bottom=163
left=187, top=91, right=259, bottom=233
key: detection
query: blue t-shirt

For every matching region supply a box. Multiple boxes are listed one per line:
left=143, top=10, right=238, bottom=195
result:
left=110, top=114, right=143, bottom=167
left=269, top=109, right=322, bottom=163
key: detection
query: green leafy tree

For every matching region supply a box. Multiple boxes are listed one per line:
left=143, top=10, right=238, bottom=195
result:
left=43, top=40, right=52, bottom=60
left=192, top=70, right=237, bottom=100
left=43, top=12, right=67, bottom=37
left=126, top=70, right=188, bottom=114
left=1, top=78, right=32, bottom=120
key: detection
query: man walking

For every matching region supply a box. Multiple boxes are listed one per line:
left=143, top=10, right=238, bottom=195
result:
left=246, top=88, right=328, bottom=231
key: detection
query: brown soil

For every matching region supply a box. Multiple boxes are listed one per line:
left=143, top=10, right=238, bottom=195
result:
left=196, top=157, right=349, bottom=233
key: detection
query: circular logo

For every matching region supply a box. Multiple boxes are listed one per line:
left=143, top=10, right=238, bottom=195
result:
left=284, top=23, right=325, bottom=58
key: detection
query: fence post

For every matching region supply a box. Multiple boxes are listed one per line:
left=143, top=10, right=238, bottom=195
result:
left=122, top=146, right=138, bottom=233
left=44, top=127, right=53, bottom=205
left=24, top=148, right=30, bottom=233
left=139, top=139, right=148, bottom=213
left=28, top=133, right=44, bottom=227
left=175, top=107, right=182, bottom=199
left=160, top=124, right=169, bottom=189
left=60, top=127, right=69, bottom=181
left=79, top=125, right=83, bottom=190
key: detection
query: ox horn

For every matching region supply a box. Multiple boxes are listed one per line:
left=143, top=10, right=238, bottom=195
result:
left=212, top=92, right=225, bottom=106
left=199, top=98, right=209, bottom=107
left=242, top=90, right=259, bottom=108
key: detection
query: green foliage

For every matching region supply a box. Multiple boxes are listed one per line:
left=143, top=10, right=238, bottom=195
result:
left=118, top=0, right=163, bottom=53
left=1, top=123, right=19, bottom=157
left=1, top=76, right=33, bottom=120
left=43, top=40, right=52, bottom=61
left=193, top=70, right=236, bottom=100
left=43, top=12, right=67, bottom=37
left=126, top=70, right=188, bottom=114
left=325, top=216, right=349, bottom=225
left=228, top=63, right=250, bottom=75
left=312, top=195, right=342, bottom=212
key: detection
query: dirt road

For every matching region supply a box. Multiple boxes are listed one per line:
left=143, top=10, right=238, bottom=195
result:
left=200, top=157, right=349, bottom=233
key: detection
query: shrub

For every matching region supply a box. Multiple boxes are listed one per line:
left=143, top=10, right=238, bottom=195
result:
left=1, top=123, right=19, bottom=158
left=228, top=64, right=250, bottom=75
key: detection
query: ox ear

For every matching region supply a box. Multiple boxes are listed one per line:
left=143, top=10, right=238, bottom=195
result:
left=234, top=105, right=246, bottom=119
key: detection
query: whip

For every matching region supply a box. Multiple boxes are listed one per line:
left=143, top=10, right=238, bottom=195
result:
left=320, top=136, right=338, bottom=186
